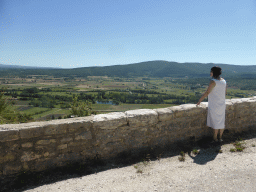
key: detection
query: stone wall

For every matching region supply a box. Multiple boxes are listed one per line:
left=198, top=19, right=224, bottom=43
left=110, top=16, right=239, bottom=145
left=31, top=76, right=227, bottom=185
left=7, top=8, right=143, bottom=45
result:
left=0, top=97, right=256, bottom=178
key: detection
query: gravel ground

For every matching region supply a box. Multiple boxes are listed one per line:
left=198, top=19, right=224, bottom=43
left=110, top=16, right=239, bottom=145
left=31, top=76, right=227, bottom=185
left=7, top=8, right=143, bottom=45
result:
left=4, top=131, right=256, bottom=192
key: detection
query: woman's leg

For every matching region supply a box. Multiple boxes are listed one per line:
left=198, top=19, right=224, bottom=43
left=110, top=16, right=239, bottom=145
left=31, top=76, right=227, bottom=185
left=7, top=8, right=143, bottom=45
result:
left=213, top=129, right=218, bottom=141
left=219, top=129, right=224, bottom=139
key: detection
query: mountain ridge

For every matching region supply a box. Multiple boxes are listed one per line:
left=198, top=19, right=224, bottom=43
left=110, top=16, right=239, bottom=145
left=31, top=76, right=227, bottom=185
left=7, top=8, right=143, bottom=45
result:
left=0, top=60, right=255, bottom=78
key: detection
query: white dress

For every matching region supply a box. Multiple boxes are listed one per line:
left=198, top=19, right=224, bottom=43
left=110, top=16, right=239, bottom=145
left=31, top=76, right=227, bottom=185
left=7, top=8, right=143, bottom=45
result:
left=207, top=78, right=226, bottom=129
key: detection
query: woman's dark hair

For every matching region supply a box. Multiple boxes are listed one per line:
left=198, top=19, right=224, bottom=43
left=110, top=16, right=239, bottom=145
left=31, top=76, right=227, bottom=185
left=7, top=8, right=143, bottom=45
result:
left=211, top=66, right=222, bottom=78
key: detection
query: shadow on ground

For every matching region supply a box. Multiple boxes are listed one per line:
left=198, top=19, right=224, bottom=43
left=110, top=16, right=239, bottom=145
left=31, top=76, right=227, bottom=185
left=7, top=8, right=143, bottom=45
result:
left=1, top=129, right=256, bottom=192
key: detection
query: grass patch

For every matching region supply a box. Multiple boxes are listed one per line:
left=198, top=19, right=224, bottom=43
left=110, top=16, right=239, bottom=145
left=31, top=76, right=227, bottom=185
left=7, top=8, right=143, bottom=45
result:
left=178, top=151, right=185, bottom=162
left=192, top=149, right=199, bottom=155
left=230, top=138, right=246, bottom=152
left=180, top=151, right=185, bottom=157
left=235, top=147, right=245, bottom=152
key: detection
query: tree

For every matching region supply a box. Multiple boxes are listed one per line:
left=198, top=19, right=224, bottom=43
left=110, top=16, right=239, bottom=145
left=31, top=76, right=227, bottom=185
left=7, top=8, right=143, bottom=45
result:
left=0, top=90, right=33, bottom=124
left=70, top=96, right=95, bottom=117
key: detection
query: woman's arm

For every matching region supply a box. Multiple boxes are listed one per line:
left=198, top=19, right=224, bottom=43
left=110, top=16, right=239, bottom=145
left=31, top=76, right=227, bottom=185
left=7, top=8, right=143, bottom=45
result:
left=197, top=80, right=216, bottom=105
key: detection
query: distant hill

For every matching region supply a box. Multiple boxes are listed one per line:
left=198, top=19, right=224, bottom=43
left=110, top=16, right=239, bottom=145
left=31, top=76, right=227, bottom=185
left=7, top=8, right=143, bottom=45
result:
left=0, top=63, right=59, bottom=69
left=0, top=60, right=255, bottom=78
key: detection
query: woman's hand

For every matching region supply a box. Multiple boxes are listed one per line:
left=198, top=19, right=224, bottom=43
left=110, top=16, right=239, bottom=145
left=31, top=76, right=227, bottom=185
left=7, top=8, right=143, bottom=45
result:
left=197, top=98, right=202, bottom=106
left=196, top=80, right=215, bottom=106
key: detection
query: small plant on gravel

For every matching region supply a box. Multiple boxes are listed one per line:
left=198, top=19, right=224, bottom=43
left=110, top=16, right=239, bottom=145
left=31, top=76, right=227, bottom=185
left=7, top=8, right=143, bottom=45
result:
left=252, top=144, right=255, bottom=147
left=236, top=147, right=244, bottom=152
left=218, top=150, right=223, bottom=153
left=134, top=165, right=138, bottom=169
left=232, top=139, right=246, bottom=152
left=233, top=141, right=242, bottom=147
left=178, top=156, right=185, bottom=162
left=238, top=137, right=243, bottom=141
left=230, top=148, right=236, bottom=152
left=156, top=152, right=162, bottom=161
left=136, top=169, right=143, bottom=174
left=142, top=159, right=149, bottom=166
left=192, top=149, right=199, bottom=155
left=178, top=151, right=185, bottom=162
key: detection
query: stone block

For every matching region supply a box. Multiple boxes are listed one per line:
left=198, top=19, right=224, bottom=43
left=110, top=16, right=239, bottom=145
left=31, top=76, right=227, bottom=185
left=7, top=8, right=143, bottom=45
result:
left=249, top=101, right=256, bottom=109
left=230, top=98, right=243, bottom=104
left=225, top=121, right=236, bottom=129
left=190, top=118, right=205, bottom=127
left=169, top=106, right=185, bottom=118
left=225, top=101, right=234, bottom=111
left=226, top=110, right=234, bottom=119
left=235, top=103, right=251, bottom=116
left=21, top=151, right=41, bottom=162
left=36, top=139, right=56, bottom=145
left=153, top=108, right=174, bottom=122
left=180, top=104, right=206, bottom=117
left=68, top=141, right=90, bottom=153
left=60, top=137, right=73, bottom=143
left=3, top=163, right=22, bottom=175
left=22, top=142, right=33, bottom=148
left=175, top=117, right=192, bottom=129
left=126, top=109, right=158, bottom=127
left=0, top=130, right=19, bottom=142
left=75, top=131, right=92, bottom=140
left=185, top=108, right=206, bottom=118
left=124, top=137, right=146, bottom=149
left=67, top=117, right=93, bottom=132
left=93, top=112, right=127, bottom=130
left=57, top=144, right=68, bottom=150
left=95, top=130, right=124, bottom=146
left=191, top=127, right=204, bottom=137
left=149, top=135, right=170, bottom=147
left=19, top=127, right=44, bottom=139
left=33, top=158, right=60, bottom=172
left=156, top=121, right=181, bottom=133
left=5, top=142, right=20, bottom=151
left=43, top=152, right=50, bottom=157
left=44, top=124, right=67, bottom=135
left=147, top=127, right=162, bottom=137
left=68, top=140, right=89, bottom=147
left=57, top=153, right=80, bottom=163
left=0, top=153, right=16, bottom=163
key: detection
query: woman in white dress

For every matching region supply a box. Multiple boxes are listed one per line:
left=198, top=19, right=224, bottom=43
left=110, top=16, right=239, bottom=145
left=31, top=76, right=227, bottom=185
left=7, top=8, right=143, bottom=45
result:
left=197, top=66, right=227, bottom=142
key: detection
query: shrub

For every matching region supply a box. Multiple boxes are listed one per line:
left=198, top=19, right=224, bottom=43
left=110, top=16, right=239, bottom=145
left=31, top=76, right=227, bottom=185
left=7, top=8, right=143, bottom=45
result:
left=70, top=96, right=95, bottom=117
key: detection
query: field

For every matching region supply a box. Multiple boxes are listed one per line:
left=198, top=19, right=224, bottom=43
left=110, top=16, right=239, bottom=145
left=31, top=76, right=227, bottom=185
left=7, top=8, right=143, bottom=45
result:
left=0, top=75, right=255, bottom=123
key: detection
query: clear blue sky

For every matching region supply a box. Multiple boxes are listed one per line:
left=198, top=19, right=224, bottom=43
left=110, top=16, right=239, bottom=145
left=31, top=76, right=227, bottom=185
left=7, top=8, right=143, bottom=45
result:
left=1, top=0, right=256, bottom=68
